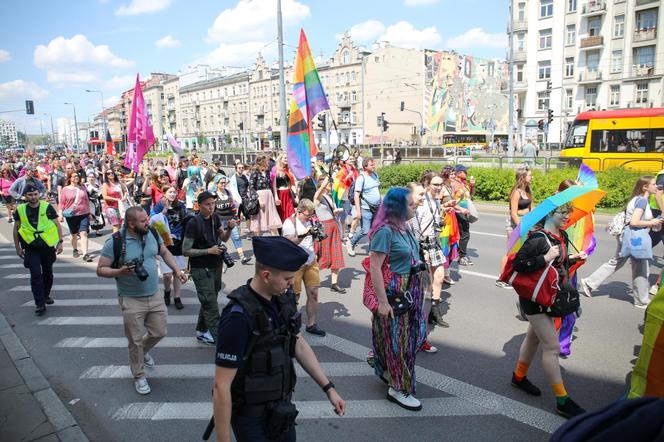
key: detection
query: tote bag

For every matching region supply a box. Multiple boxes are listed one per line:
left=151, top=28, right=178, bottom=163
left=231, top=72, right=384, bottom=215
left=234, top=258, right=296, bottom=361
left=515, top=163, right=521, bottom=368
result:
left=619, top=226, right=653, bottom=260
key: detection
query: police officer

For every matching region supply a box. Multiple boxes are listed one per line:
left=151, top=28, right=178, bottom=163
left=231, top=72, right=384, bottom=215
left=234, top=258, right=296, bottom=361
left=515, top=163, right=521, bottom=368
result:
left=12, top=184, right=64, bottom=315
left=212, top=236, right=346, bottom=442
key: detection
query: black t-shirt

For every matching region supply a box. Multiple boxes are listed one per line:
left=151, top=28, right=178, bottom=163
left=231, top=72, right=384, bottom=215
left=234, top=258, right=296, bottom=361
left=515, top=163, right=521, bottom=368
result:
left=214, top=190, right=235, bottom=219
left=236, top=174, right=249, bottom=198
left=299, top=177, right=316, bottom=202
left=14, top=203, right=58, bottom=249
left=215, top=282, right=287, bottom=368
left=184, top=213, right=224, bottom=268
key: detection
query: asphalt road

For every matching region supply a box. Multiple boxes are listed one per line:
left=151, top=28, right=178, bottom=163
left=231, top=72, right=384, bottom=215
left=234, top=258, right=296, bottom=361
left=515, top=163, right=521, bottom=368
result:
left=0, top=209, right=660, bottom=442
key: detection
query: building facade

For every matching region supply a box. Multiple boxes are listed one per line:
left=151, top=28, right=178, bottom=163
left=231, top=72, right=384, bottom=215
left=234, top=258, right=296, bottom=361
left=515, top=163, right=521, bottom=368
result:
left=512, top=0, right=663, bottom=145
left=0, top=119, right=18, bottom=147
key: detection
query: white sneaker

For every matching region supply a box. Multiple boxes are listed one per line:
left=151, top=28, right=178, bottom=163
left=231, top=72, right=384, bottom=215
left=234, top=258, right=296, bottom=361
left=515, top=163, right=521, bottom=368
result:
left=387, top=387, right=421, bottom=411
left=143, top=352, right=155, bottom=368
left=346, top=241, right=356, bottom=257
left=634, top=301, right=650, bottom=310
left=196, top=330, right=215, bottom=345
left=650, top=284, right=659, bottom=296
left=579, top=279, right=592, bottom=298
left=134, top=378, right=151, bottom=395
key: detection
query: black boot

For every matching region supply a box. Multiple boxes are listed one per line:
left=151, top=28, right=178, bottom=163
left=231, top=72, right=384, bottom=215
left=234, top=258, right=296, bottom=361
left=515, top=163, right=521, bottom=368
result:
left=164, top=290, right=171, bottom=306
left=428, top=300, right=449, bottom=328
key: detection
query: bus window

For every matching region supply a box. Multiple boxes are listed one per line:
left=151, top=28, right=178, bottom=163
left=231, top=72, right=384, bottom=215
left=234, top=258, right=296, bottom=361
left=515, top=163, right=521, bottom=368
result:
left=564, top=121, right=588, bottom=148
left=652, top=129, right=664, bottom=152
left=590, top=129, right=651, bottom=153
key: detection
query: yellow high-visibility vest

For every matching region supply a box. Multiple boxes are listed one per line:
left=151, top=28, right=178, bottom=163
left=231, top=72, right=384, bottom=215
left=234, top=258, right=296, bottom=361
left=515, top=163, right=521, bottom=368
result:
left=17, top=201, right=59, bottom=247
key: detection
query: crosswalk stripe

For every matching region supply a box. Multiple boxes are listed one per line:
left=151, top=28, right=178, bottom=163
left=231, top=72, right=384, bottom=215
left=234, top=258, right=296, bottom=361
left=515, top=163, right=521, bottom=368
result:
left=111, top=398, right=493, bottom=421
left=0, top=262, right=96, bottom=269
left=81, top=362, right=370, bottom=379
left=458, top=269, right=498, bottom=280
left=10, top=284, right=117, bottom=292
left=25, top=297, right=199, bottom=307
left=57, top=337, right=215, bottom=348
left=0, top=254, right=99, bottom=261
left=10, top=273, right=95, bottom=280
left=40, top=315, right=200, bottom=325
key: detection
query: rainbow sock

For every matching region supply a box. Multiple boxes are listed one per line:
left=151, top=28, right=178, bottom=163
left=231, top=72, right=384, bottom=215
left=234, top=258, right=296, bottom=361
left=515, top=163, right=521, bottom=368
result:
left=513, top=361, right=529, bottom=382
left=552, top=383, right=568, bottom=405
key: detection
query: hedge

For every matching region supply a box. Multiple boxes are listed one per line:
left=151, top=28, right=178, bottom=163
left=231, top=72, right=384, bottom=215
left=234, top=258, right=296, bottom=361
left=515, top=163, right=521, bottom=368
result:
left=377, top=164, right=644, bottom=209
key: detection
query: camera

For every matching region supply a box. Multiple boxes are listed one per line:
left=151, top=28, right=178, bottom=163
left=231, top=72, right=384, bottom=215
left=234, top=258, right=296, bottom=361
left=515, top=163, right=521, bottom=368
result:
left=125, top=258, right=149, bottom=281
left=419, top=237, right=438, bottom=251
left=309, top=220, right=328, bottom=241
left=217, top=243, right=235, bottom=268
left=411, top=262, right=428, bottom=273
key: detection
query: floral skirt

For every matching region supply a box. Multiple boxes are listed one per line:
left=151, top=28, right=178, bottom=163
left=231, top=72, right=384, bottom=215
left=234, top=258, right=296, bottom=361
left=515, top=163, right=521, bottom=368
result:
left=104, top=207, right=122, bottom=227
left=371, top=272, right=426, bottom=394
left=250, top=189, right=282, bottom=233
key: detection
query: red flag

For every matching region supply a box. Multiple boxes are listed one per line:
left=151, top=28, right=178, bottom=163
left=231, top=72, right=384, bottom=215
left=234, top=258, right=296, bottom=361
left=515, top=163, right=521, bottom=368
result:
left=105, top=129, right=115, bottom=156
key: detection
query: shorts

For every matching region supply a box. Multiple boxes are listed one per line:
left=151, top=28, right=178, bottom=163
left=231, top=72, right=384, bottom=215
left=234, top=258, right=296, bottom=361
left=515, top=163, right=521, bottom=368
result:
left=292, top=259, right=320, bottom=295
left=1, top=195, right=14, bottom=204
left=65, top=214, right=90, bottom=234
left=159, top=254, right=187, bottom=274
left=425, top=247, right=446, bottom=268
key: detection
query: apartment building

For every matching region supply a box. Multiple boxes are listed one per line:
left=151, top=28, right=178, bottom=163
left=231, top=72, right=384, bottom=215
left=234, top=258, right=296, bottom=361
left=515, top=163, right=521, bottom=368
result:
left=0, top=119, right=18, bottom=147
left=512, top=0, right=663, bottom=145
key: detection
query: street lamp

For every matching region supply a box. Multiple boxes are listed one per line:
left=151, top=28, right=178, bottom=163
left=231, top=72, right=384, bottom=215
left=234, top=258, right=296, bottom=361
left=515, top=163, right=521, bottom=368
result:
left=85, top=89, right=105, bottom=154
left=64, top=102, right=80, bottom=153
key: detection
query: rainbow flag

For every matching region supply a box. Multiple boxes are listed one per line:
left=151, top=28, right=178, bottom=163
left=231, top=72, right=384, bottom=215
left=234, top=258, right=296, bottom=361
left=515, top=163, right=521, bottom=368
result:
left=287, top=29, right=330, bottom=179
left=628, top=285, right=664, bottom=398
left=566, top=212, right=597, bottom=276
left=439, top=211, right=460, bottom=263
left=331, top=165, right=357, bottom=207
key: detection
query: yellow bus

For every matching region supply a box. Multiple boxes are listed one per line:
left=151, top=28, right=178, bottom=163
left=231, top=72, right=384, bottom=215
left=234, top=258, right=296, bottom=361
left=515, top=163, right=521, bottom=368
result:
left=442, top=133, right=488, bottom=154
left=561, top=108, right=664, bottom=172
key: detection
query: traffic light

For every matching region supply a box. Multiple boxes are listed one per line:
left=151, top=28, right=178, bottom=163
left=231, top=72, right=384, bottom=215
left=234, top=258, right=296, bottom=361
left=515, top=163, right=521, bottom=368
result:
left=317, top=114, right=326, bottom=131
left=537, top=119, right=544, bottom=130
left=400, top=101, right=405, bottom=112
left=547, top=109, right=554, bottom=124
left=238, top=122, right=244, bottom=131
left=382, top=118, right=389, bottom=132
left=546, top=81, right=552, bottom=92
left=25, top=100, right=34, bottom=115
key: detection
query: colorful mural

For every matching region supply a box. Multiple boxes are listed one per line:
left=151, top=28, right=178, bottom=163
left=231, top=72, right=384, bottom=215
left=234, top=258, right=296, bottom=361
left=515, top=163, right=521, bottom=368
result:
left=424, top=50, right=509, bottom=136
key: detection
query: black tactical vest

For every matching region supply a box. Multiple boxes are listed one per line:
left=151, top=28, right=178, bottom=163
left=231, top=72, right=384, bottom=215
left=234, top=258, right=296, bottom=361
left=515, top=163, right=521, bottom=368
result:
left=225, top=285, right=300, bottom=407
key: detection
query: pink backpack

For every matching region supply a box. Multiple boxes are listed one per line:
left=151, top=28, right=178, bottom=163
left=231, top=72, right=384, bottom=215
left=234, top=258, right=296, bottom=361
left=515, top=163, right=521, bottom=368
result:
left=361, top=255, right=393, bottom=314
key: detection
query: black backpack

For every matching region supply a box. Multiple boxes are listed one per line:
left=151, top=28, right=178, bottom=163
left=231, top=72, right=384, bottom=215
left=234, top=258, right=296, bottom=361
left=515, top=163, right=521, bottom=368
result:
left=111, top=227, right=160, bottom=269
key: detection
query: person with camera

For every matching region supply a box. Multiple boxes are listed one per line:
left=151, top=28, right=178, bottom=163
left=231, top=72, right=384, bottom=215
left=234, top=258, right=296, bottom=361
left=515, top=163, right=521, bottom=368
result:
left=211, top=236, right=345, bottom=442
left=13, top=184, right=64, bottom=316
left=183, top=191, right=236, bottom=345
left=97, top=206, right=187, bottom=395
left=282, top=199, right=326, bottom=336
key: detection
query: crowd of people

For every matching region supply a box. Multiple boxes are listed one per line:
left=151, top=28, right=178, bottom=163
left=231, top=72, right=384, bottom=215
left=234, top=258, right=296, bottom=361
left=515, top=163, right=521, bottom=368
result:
left=3, top=148, right=663, bottom=440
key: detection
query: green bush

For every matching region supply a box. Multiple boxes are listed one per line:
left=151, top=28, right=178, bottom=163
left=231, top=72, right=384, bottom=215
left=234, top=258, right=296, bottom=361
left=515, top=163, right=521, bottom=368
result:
left=377, top=164, right=643, bottom=209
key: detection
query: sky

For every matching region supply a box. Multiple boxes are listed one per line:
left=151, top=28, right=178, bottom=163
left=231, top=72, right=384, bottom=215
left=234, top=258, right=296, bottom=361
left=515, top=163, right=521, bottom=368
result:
left=0, top=0, right=508, bottom=134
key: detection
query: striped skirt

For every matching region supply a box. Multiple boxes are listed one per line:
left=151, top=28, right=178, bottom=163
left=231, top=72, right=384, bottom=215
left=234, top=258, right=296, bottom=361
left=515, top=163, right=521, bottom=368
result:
left=315, top=219, right=345, bottom=270
left=371, top=272, right=426, bottom=395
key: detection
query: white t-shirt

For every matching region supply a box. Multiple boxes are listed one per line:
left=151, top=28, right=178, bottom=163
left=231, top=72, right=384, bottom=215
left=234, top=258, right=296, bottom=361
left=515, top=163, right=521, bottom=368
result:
left=282, top=216, right=315, bottom=265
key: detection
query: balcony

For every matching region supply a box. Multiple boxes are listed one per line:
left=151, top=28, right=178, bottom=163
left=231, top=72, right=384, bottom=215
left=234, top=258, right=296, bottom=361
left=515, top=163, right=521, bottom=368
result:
left=632, top=64, right=655, bottom=76
left=581, top=0, right=606, bottom=15
left=633, top=28, right=657, bottom=43
left=579, top=35, right=603, bottom=49
left=578, top=69, right=602, bottom=83
left=514, top=80, right=528, bottom=91
left=512, top=19, right=528, bottom=32
left=513, top=50, right=527, bottom=61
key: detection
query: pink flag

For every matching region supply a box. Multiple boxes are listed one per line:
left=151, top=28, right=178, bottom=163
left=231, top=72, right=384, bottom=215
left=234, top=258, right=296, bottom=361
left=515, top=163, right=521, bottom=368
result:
left=124, top=74, right=155, bottom=172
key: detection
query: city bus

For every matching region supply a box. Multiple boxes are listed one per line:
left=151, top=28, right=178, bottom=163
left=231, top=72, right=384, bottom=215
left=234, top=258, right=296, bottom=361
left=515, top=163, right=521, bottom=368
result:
left=442, top=132, right=488, bottom=155
left=561, top=108, right=664, bottom=172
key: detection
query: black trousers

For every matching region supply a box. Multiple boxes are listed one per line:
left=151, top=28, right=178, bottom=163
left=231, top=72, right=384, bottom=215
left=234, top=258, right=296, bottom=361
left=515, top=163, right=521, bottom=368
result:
left=23, top=247, right=56, bottom=307
left=651, top=209, right=662, bottom=250
left=231, top=414, right=296, bottom=442
left=456, top=213, right=470, bottom=258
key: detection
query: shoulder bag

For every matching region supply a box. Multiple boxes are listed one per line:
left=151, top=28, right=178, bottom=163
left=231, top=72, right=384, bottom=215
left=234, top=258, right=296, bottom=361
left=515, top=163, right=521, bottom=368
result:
left=62, top=187, right=81, bottom=218
left=619, top=226, right=653, bottom=260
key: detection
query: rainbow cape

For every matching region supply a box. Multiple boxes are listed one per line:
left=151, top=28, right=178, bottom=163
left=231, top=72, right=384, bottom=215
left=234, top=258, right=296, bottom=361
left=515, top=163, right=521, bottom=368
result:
left=287, top=29, right=330, bottom=180
left=439, top=211, right=460, bottom=264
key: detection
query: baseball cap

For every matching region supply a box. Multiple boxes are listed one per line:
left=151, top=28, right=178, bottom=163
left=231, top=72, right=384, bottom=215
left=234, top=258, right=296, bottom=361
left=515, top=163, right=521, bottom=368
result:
left=454, top=164, right=468, bottom=173
left=197, top=191, right=216, bottom=204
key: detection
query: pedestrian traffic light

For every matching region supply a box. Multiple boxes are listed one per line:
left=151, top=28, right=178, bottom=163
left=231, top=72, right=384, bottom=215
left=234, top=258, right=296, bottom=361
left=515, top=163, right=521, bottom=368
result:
left=547, top=109, right=554, bottom=124
left=400, top=101, right=405, bottom=112
left=25, top=100, right=34, bottom=115
left=382, top=119, right=389, bottom=132
left=238, top=122, right=244, bottom=131
left=537, top=119, right=544, bottom=130
left=317, top=114, right=326, bottom=131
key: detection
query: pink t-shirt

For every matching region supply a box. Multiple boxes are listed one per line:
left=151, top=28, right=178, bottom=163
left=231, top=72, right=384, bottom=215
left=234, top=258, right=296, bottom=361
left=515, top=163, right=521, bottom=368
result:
left=0, top=177, right=15, bottom=196
left=59, top=186, right=90, bottom=216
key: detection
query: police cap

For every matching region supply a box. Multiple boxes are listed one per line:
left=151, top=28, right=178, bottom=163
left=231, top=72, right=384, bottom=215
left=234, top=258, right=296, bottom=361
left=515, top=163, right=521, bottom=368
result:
left=252, top=236, right=308, bottom=271
left=23, top=184, right=39, bottom=195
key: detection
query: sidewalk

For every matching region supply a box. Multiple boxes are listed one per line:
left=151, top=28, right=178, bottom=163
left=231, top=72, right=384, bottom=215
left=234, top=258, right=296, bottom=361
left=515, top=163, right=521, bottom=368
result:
left=0, top=312, right=88, bottom=442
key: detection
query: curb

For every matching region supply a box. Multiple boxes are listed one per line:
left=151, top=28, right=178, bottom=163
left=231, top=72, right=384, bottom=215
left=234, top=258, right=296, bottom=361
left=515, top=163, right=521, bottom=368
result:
left=0, top=312, right=89, bottom=442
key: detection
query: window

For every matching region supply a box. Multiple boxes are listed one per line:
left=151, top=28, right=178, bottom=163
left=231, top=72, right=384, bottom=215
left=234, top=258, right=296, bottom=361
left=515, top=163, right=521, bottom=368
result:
left=565, top=121, right=588, bottom=148
left=351, top=90, right=357, bottom=102
left=516, top=64, right=524, bottom=82
left=590, top=129, right=655, bottom=153
left=342, top=50, right=350, bottom=65
left=518, top=2, right=525, bottom=20
left=609, top=85, right=620, bottom=106
left=613, top=15, right=624, bottom=37
left=636, top=9, right=658, bottom=31
left=517, top=33, right=525, bottom=50
left=636, top=83, right=649, bottom=104
left=539, top=29, right=552, bottom=49
left=634, top=46, right=655, bottom=67
left=567, top=0, right=576, bottom=12
left=588, top=17, right=601, bottom=36
left=351, top=72, right=356, bottom=82
left=611, top=50, right=623, bottom=73
left=538, top=60, right=551, bottom=79
left=586, top=51, right=600, bottom=71
left=566, top=89, right=574, bottom=109
left=566, top=25, right=576, bottom=45
left=540, top=0, right=553, bottom=18
left=565, top=58, right=575, bottom=77
left=336, top=74, right=340, bottom=85
left=585, top=86, right=597, bottom=107
left=537, top=91, right=550, bottom=110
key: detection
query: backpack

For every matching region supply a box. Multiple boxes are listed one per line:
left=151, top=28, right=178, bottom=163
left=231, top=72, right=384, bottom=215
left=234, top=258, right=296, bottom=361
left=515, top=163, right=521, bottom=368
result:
left=606, top=210, right=627, bottom=237
left=111, top=226, right=160, bottom=269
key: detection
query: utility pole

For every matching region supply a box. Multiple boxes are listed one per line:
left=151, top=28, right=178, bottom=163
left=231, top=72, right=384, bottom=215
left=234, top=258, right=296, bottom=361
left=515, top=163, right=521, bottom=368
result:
left=86, top=89, right=105, bottom=154
left=49, top=114, right=55, bottom=146
left=64, top=102, right=80, bottom=153
left=277, top=0, right=288, bottom=151
left=507, top=0, right=515, bottom=158
left=325, top=112, right=331, bottom=153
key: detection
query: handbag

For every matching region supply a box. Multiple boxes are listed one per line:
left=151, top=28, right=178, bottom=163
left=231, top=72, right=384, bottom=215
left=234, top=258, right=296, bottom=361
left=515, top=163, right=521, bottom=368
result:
left=549, top=281, right=580, bottom=317
left=241, top=189, right=260, bottom=217
left=361, top=256, right=389, bottom=313
left=606, top=210, right=627, bottom=237
left=498, top=232, right=559, bottom=307
left=62, top=187, right=81, bottom=218
left=619, top=226, right=653, bottom=260
left=465, top=198, right=479, bottom=223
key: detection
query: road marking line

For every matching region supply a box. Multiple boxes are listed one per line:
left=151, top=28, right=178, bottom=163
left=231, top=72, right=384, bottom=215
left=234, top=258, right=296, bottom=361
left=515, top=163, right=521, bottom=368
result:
left=57, top=336, right=323, bottom=349
left=40, top=316, right=200, bottom=325
left=10, top=284, right=117, bottom=292
left=111, top=398, right=493, bottom=421
left=470, top=230, right=505, bottom=238
left=458, top=269, right=498, bottom=280
left=10, top=273, right=96, bottom=280
left=305, top=333, right=565, bottom=434
left=26, top=298, right=199, bottom=307
left=81, top=362, right=369, bottom=379
left=0, top=262, right=96, bottom=269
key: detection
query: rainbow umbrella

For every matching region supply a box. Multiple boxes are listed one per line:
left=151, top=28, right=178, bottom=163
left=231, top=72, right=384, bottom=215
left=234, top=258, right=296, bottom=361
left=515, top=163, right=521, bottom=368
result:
left=507, top=185, right=604, bottom=254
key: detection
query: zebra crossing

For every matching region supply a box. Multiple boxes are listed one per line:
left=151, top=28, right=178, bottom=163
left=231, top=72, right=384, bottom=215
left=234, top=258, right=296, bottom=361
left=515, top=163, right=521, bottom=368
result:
left=0, top=241, right=565, bottom=441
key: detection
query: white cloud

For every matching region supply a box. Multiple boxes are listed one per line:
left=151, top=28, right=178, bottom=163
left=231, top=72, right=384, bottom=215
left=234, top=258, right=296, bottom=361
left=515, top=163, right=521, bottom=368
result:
left=446, top=27, right=508, bottom=50
left=341, top=20, right=386, bottom=43
left=379, top=21, right=441, bottom=49
left=200, top=42, right=278, bottom=67
left=0, top=80, right=49, bottom=100
left=105, top=95, right=121, bottom=106
left=115, top=0, right=172, bottom=16
left=0, top=50, right=11, bottom=63
left=105, top=75, right=136, bottom=91
left=34, top=35, right=134, bottom=85
left=404, top=0, right=438, bottom=5
left=155, top=35, right=181, bottom=48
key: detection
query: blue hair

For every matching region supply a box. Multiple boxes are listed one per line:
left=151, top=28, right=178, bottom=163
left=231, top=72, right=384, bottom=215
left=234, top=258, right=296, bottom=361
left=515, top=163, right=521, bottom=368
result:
left=369, top=187, right=411, bottom=239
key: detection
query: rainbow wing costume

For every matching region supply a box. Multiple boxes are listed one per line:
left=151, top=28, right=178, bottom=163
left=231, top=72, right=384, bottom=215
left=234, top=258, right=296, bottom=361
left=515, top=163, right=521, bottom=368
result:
left=287, top=29, right=330, bottom=180
left=439, top=211, right=459, bottom=265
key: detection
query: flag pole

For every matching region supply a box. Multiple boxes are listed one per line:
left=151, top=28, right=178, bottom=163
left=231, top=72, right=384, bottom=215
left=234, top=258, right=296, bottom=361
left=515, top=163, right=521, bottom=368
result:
left=277, top=0, right=288, bottom=151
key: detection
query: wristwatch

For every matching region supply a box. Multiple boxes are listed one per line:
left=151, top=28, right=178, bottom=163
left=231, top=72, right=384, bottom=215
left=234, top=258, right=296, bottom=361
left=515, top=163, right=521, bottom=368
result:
left=322, top=381, right=335, bottom=393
